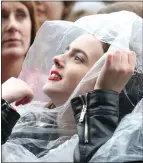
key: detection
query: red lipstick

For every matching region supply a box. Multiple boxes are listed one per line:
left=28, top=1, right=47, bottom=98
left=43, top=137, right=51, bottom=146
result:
left=48, top=70, right=62, bottom=81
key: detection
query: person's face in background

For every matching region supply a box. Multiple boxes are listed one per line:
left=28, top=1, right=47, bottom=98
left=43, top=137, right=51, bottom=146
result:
left=43, top=34, right=104, bottom=106
left=2, top=2, right=31, bottom=58
left=35, top=1, right=64, bottom=25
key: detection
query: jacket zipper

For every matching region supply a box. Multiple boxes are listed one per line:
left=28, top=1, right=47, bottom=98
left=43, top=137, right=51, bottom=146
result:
left=79, top=93, right=89, bottom=143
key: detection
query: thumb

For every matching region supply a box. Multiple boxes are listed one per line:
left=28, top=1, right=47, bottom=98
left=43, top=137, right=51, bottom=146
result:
left=105, top=53, right=113, bottom=69
left=15, top=96, right=27, bottom=106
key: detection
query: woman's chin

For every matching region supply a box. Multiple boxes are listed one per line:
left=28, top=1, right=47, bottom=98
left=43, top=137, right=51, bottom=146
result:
left=43, top=83, right=60, bottom=96
left=44, top=79, right=62, bottom=88
left=2, top=48, right=25, bottom=58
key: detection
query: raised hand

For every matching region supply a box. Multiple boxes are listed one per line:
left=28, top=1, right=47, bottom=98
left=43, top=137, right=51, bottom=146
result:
left=2, top=77, right=34, bottom=106
left=94, top=51, right=136, bottom=93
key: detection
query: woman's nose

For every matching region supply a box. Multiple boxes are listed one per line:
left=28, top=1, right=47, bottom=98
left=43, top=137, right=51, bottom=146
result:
left=6, top=15, right=19, bottom=33
left=53, top=55, right=65, bottom=68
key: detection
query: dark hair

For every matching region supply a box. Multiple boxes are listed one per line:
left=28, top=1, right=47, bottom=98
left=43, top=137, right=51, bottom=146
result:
left=21, top=1, right=39, bottom=45
left=97, top=2, right=143, bottom=18
left=62, top=1, right=75, bottom=20
left=102, top=42, right=110, bottom=53
left=66, top=10, right=94, bottom=22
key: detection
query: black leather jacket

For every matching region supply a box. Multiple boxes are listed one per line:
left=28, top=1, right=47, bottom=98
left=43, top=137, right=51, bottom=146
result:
left=71, top=89, right=119, bottom=163
left=1, top=99, right=20, bottom=145
left=2, top=89, right=119, bottom=162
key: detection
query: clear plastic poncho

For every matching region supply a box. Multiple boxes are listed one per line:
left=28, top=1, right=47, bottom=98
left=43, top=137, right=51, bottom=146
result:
left=2, top=11, right=143, bottom=162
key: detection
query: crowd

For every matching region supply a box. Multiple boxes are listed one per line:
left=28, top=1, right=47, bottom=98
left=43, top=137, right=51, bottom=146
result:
left=1, top=1, right=143, bottom=163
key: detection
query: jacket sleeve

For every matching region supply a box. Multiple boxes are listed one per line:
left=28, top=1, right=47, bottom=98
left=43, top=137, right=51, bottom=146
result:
left=71, top=89, right=119, bottom=163
left=1, top=99, right=20, bottom=145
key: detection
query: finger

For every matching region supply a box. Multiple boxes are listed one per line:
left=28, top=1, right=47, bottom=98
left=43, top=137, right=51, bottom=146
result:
left=15, top=100, right=23, bottom=106
left=27, top=91, right=34, bottom=102
left=121, top=51, right=128, bottom=67
left=128, top=51, right=136, bottom=67
left=105, top=53, right=113, bottom=69
left=15, top=96, right=27, bottom=106
left=113, top=50, right=121, bottom=67
left=21, top=96, right=33, bottom=105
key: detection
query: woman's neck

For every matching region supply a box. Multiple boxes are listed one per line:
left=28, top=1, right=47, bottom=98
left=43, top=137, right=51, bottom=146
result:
left=2, top=56, right=25, bottom=83
left=57, top=105, right=77, bottom=136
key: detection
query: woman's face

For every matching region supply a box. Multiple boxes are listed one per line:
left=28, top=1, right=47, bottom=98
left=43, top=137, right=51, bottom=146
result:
left=2, top=2, right=31, bottom=58
left=43, top=34, right=104, bottom=105
left=35, top=2, right=64, bottom=25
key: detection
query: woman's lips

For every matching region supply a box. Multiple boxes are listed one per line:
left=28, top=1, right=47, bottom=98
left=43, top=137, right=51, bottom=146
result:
left=2, top=39, right=21, bottom=45
left=48, top=76, right=61, bottom=81
left=48, top=70, right=62, bottom=81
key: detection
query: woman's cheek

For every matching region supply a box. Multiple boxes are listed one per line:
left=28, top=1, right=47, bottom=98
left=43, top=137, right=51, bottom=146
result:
left=23, top=25, right=31, bottom=52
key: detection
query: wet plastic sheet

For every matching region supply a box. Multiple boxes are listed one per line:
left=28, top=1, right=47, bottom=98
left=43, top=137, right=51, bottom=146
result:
left=2, top=11, right=143, bottom=162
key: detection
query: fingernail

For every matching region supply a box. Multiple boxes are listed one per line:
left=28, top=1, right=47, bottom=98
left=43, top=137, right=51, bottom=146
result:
left=115, top=50, right=120, bottom=54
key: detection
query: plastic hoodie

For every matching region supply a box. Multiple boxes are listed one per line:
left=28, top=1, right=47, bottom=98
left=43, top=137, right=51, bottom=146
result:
left=2, top=11, right=143, bottom=162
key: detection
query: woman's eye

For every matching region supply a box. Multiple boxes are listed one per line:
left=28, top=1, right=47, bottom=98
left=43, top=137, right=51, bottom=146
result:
left=2, top=15, right=8, bottom=20
left=16, top=11, right=27, bottom=19
left=74, top=55, right=83, bottom=63
left=2, top=11, right=9, bottom=20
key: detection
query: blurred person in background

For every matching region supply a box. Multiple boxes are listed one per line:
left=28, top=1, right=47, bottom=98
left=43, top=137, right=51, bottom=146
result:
left=35, top=1, right=74, bottom=26
left=66, top=1, right=105, bottom=22
left=2, top=1, right=39, bottom=83
left=67, top=1, right=143, bottom=22
left=97, top=2, right=143, bottom=18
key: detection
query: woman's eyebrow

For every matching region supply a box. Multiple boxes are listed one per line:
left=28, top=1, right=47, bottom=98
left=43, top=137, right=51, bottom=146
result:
left=72, top=48, right=88, bottom=60
left=66, top=45, right=88, bottom=60
left=1, top=8, right=8, bottom=13
left=16, top=7, right=28, bottom=13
